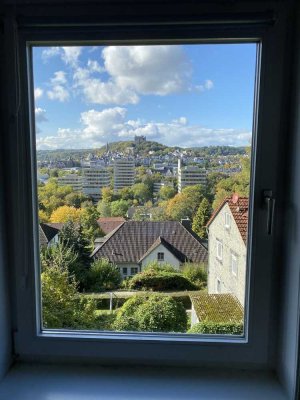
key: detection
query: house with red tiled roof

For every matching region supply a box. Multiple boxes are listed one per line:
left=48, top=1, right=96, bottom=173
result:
left=206, top=194, right=248, bottom=305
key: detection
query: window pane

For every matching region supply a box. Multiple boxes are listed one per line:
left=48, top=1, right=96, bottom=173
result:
left=33, top=43, right=256, bottom=336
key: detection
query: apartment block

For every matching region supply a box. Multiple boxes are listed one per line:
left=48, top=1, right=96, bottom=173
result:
left=58, top=174, right=83, bottom=192
left=177, top=158, right=207, bottom=192
left=82, top=167, right=110, bottom=203
left=113, top=158, right=135, bottom=192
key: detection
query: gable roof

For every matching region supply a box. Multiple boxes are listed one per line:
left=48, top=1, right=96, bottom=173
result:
left=93, top=221, right=208, bottom=264
left=39, top=223, right=60, bottom=247
left=190, top=293, right=243, bottom=323
left=97, top=217, right=126, bottom=235
left=206, top=195, right=249, bottom=244
left=138, top=236, right=187, bottom=263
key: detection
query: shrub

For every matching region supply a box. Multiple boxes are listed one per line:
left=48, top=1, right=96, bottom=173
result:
left=113, top=294, right=187, bottom=333
left=143, top=260, right=178, bottom=273
left=41, top=265, right=97, bottom=330
left=181, top=263, right=207, bottom=289
left=188, top=321, right=243, bottom=335
left=86, top=258, right=122, bottom=292
left=129, top=269, right=198, bottom=291
left=94, top=310, right=117, bottom=331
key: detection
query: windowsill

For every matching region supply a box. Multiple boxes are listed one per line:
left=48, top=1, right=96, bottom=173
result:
left=0, top=362, right=288, bottom=399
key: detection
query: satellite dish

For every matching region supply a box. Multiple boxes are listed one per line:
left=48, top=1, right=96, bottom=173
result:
left=232, top=193, right=239, bottom=204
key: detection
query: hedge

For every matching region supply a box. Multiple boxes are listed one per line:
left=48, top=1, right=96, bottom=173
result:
left=188, top=321, right=244, bottom=335
left=129, top=269, right=198, bottom=291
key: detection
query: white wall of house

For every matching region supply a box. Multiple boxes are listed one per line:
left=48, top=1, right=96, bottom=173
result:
left=48, top=234, right=59, bottom=247
left=207, top=203, right=246, bottom=305
left=191, top=302, right=199, bottom=327
left=116, top=262, right=140, bottom=279
left=141, top=244, right=181, bottom=271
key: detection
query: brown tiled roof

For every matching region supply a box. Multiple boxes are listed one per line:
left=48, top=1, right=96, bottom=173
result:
left=39, top=223, right=60, bottom=247
left=190, top=293, right=243, bottom=323
left=93, top=221, right=208, bottom=264
left=97, top=217, right=126, bottom=235
left=206, top=195, right=249, bottom=244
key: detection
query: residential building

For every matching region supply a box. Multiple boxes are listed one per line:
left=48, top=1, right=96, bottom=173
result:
left=39, top=223, right=60, bottom=248
left=82, top=167, right=110, bottom=203
left=92, top=221, right=208, bottom=278
left=206, top=195, right=248, bottom=305
left=57, top=174, right=83, bottom=192
left=177, top=158, right=207, bottom=192
left=113, top=158, right=135, bottom=192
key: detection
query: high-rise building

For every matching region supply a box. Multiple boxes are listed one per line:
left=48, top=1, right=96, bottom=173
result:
left=178, top=159, right=207, bottom=192
left=82, top=167, right=110, bottom=203
left=58, top=174, right=83, bottom=192
left=113, top=158, right=135, bottom=192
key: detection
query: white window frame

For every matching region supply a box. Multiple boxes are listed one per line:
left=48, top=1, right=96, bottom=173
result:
left=122, top=267, right=128, bottom=276
left=225, top=212, right=231, bottom=230
left=231, top=253, right=238, bottom=277
left=216, top=240, right=223, bottom=261
left=6, top=7, right=288, bottom=368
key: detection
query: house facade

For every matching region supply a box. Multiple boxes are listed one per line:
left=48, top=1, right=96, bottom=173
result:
left=206, top=195, right=248, bottom=305
left=92, top=221, right=208, bottom=278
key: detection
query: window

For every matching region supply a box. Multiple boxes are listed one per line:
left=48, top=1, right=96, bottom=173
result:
left=231, top=253, right=238, bottom=276
left=9, top=6, right=288, bottom=368
left=216, top=240, right=223, bottom=261
left=225, top=212, right=231, bottom=229
left=216, top=279, right=221, bottom=293
left=157, top=252, right=165, bottom=261
left=131, top=267, right=138, bottom=275
left=122, top=267, right=128, bottom=276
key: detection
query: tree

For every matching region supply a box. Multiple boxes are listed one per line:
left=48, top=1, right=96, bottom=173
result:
left=86, top=258, right=122, bottom=292
left=101, top=187, right=114, bottom=203
left=118, top=187, right=134, bottom=201
left=158, top=185, right=176, bottom=200
left=38, top=210, right=49, bottom=223
left=110, top=199, right=131, bottom=217
left=65, top=192, right=89, bottom=208
left=41, top=264, right=97, bottom=329
left=113, top=294, right=187, bottom=333
left=97, top=200, right=112, bottom=217
left=132, top=183, right=152, bottom=204
left=165, top=185, right=205, bottom=221
left=192, top=198, right=212, bottom=239
left=181, top=263, right=207, bottom=289
left=50, top=205, right=82, bottom=223
left=40, top=242, right=78, bottom=272
left=80, top=205, right=103, bottom=249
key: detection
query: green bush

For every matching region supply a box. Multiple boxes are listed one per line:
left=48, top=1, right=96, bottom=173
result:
left=129, top=269, right=198, bottom=291
left=143, top=260, right=178, bottom=273
left=113, top=294, right=188, bottom=333
left=94, top=310, right=117, bottom=330
left=86, top=258, right=122, bottom=292
left=181, top=263, right=207, bottom=289
left=188, top=321, right=243, bottom=335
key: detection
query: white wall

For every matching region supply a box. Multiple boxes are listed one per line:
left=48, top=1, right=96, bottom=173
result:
left=207, top=203, right=246, bottom=305
left=141, top=244, right=180, bottom=270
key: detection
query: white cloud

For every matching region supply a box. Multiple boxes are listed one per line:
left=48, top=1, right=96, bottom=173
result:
left=36, top=106, right=251, bottom=150
left=196, top=79, right=214, bottom=92
left=35, top=107, right=47, bottom=123
left=47, top=71, right=70, bottom=102
left=102, top=45, right=192, bottom=96
left=87, top=59, right=105, bottom=73
left=34, top=87, right=43, bottom=101
left=61, top=47, right=82, bottom=66
left=42, top=47, right=60, bottom=61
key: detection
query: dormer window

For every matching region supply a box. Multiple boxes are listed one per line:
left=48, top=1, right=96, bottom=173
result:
left=157, top=252, right=165, bottom=261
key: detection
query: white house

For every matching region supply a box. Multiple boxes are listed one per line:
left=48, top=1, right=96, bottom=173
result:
left=206, top=194, right=248, bottom=305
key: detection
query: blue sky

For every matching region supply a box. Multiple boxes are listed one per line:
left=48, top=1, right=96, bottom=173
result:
left=33, top=44, right=256, bottom=150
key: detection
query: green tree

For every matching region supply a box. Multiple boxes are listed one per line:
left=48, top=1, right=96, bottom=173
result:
left=132, top=183, right=152, bottom=204
left=158, top=185, right=176, bottom=200
left=101, top=187, right=114, bottom=203
left=40, top=242, right=78, bottom=272
left=41, top=264, right=97, bottom=329
left=80, top=205, right=103, bottom=249
left=86, top=258, right=122, bottom=292
left=65, top=192, right=89, bottom=208
left=113, top=294, right=187, bottom=333
left=118, top=187, right=134, bottom=201
left=192, top=198, right=212, bottom=239
left=97, top=200, right=112, bottom=217
left=110, top=199, right=131, bottom=217
left=181, top=263, right=207, bottom=289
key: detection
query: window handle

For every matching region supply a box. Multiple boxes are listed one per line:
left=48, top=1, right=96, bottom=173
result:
left=263, top=190, right=275, bottom=235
